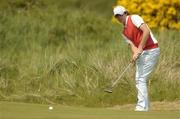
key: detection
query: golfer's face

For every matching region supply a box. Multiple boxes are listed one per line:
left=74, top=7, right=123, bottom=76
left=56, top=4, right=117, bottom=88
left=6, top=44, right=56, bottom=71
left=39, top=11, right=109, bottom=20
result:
left=115, top=14, right=124, bottom=24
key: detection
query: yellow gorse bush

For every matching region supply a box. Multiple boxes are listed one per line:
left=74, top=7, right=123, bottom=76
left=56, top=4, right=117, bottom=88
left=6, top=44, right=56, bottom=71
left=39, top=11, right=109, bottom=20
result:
left=114, top=0, right=180, bottom=30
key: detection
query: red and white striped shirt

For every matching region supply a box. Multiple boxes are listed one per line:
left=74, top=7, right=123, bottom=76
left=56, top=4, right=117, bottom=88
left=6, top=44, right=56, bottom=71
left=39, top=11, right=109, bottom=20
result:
left=122, top=15, right=158, bottom=50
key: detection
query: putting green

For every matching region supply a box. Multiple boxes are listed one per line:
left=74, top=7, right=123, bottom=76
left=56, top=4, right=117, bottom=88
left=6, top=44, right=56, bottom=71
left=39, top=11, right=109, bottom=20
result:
left=0, top=101, right=179, bottom=119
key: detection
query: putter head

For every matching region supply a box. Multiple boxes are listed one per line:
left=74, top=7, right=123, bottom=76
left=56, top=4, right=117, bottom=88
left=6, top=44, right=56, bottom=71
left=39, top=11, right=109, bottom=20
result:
left=104, top=87, right=113, bottom=93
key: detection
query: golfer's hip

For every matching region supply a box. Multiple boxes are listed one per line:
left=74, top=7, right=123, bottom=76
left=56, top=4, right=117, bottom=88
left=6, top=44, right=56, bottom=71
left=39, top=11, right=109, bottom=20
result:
left=143, top=47, right=160, bottom=56
left=136, top=47, right=160, bottom=79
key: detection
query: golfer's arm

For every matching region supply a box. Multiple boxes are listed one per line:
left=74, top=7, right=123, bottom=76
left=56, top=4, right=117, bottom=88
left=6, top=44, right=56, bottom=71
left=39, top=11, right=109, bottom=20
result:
left=128, top=42, right=138, bottom=53
left=138, top=24, right=150, bottom=49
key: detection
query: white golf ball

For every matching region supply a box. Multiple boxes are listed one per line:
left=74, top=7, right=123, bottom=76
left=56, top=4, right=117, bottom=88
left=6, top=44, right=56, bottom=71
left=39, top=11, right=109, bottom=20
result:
left=49, top=106, right=53, bottom=110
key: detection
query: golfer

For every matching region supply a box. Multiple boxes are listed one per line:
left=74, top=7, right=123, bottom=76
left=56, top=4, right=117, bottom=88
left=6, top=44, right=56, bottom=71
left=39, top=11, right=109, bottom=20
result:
left=113, top=6, right=160, bottom=111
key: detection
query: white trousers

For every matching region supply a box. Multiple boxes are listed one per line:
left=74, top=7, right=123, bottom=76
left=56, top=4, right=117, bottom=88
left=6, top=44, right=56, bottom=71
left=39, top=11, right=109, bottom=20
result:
left=135, top=48, right=160, bottom=111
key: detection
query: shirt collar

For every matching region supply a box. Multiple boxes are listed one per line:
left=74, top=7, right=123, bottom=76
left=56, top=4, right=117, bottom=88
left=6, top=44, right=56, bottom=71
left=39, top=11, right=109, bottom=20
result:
left=125, top=16, right=129, bottom=27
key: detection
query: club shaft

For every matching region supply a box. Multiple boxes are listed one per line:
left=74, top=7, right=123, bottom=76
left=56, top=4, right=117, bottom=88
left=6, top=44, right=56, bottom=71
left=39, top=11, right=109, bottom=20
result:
left=111, top=62, right=132, bottom=87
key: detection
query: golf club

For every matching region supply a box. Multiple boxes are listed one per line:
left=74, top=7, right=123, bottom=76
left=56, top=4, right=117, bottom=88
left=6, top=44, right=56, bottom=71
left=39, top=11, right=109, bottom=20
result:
left=104, top=62, right=133, bottom=93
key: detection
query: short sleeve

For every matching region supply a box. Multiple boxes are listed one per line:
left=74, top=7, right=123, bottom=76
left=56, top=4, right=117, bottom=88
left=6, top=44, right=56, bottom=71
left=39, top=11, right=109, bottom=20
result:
left=131, top=15, right=144, bottom=28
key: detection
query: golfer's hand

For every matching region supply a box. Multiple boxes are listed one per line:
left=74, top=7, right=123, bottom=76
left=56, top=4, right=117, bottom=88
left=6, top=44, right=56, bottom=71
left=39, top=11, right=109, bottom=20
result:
left=132, top=48, right=143, bottom=61
left=132, top=53, right=140, bottom=61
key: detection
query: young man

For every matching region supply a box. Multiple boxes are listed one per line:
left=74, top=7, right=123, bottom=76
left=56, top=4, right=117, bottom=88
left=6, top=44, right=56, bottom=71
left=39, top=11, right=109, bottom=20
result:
left=113, top=6, right=160, bottom=111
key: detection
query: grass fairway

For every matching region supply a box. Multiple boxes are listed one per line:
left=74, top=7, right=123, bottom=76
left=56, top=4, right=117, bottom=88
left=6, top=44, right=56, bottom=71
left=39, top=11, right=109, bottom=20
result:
left=1, top=102, right=179, bottom=119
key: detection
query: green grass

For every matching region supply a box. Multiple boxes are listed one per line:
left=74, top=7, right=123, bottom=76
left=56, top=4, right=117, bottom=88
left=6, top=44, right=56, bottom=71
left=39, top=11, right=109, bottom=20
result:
left=1, top=101, right=180, bottom=119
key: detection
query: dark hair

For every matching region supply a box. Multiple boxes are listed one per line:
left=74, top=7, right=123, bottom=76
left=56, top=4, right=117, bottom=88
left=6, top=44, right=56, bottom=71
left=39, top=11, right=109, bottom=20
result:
left=115, top=11, right=129, bottom=17
left=124, top=11, right=129, bottom=15
left=115, top=14, right=122, bottom=17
